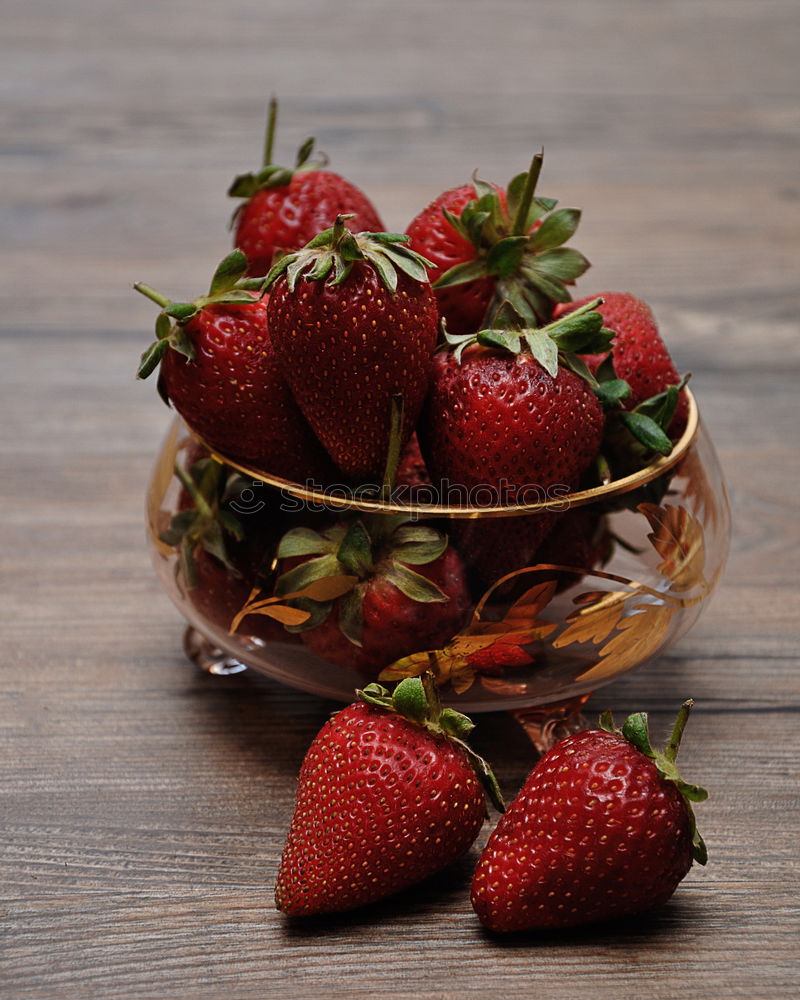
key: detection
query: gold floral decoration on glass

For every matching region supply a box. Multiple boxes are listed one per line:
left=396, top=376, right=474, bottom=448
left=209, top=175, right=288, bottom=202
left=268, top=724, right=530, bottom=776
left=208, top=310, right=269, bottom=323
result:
left=380, top=502, right=717, bottom=694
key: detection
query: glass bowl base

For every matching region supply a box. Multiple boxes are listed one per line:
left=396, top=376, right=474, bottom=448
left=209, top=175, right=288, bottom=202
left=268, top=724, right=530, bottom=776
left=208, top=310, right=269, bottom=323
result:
left=183, top=622, right=593, bottom=752
left=183, top=626, right=248, bottom=676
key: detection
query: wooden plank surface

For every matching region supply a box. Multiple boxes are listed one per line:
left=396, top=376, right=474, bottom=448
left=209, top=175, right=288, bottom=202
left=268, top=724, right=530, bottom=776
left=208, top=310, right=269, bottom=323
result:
left=2, top=1, right=799, bottom=997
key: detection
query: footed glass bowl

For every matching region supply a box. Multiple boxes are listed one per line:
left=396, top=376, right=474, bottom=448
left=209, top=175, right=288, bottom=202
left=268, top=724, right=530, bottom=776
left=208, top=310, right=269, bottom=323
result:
left=146, top=390, right=729, bottom=748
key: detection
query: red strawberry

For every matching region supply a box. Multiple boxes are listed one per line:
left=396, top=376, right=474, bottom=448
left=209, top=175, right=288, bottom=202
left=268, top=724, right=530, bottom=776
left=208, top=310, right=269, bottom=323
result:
left=160, top=451, right=287, bottom=642
left=394, top=431, right=436, bottom=505
left=406, top=154, right=590, bottom=336
left=274, top=517, right=471, bottom=678
left=135, top=251, right=333, bottom=483
left=265, top=218, right=440, bottom=482
left=472, top=701, right=707, bottom=932
left=396, top=432, right=431, bottom=490
left=532, top=507, right=612, bottom=592
left=406, top=184, right=504, bottom=337
left=275, top=676, right=503, bottom=915
left=419, top=301, right=609, bottom=582
left=466, top=640, right=532, bottom=678
left=555, top=292, right=688, bottom=440
left=228, top=98, right=383, bottom=276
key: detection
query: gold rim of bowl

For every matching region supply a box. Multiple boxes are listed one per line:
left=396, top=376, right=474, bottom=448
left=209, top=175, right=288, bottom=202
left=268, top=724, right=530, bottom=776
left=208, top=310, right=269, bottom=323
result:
left=188, top=388, right=699, bottom=519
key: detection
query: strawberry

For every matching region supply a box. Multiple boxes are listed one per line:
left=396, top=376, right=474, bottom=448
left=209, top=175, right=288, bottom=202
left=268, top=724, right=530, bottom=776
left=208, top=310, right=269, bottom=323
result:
left=419, top=300, right=612, bottom=582
left=406, top=183, right=504, bottom=337
left=275, top=675, right=503, bottom=915
left=472, top=701, right=707, bottom=932
left=532, top=507, right=612, bottom=592
left=135, top=250, right=334, bottom=483
left=228, top=98, right=384, bottom=276
left=273, top=516, right=471, bottom=678
left=396, top=432, right=431, bottom=490
left=159, top=451, right=286, bottom=642
left=406, top=154, right=590, bottom=336
left=466, top=641, right=532, bottom=678
left=555, top=291, right=689, bottom=442
left=264, top=217, right=440, bottom=482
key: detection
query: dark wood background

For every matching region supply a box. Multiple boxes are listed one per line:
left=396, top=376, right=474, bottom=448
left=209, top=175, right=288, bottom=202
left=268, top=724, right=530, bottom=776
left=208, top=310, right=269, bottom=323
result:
left=2, top=1, right=799, bottom=997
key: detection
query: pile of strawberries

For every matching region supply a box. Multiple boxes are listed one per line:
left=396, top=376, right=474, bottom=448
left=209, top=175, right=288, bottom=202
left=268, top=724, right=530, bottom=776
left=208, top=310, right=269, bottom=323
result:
left=138, top=100, right=690, bottom=683
left=138, top=102, right=709, bottom=931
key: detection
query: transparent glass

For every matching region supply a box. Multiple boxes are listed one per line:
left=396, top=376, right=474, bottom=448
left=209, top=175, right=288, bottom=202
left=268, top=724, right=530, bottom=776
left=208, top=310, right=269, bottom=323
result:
left=146, top=390, right=730, bottom=727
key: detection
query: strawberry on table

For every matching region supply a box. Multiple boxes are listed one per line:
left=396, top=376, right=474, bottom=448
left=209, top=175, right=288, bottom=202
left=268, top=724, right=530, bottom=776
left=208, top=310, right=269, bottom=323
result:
left=273, top=516, right=471, bottom=678
left=275, top=675, right=503, bottom=916
left=472, top=700, right=707, bottom=932
left=264, top=217, right=440, bottom=482
left=229, top=98, right=384, bottom=276
left=135, top=250, right=333, bottom=483
left=406, top=153, right=590, bottom=336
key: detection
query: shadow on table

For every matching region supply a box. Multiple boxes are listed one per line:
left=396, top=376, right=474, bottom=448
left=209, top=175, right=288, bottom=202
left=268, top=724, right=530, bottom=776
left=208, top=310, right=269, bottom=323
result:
left=278, top=852, right=479, bottom=937
left=474, top=895, right=704, bottom=948
left=280, top=873, right=703, bottom=945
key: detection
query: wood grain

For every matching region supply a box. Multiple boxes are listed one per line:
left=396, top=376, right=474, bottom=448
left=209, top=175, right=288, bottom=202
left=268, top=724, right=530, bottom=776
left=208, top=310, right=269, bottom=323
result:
left=2, top=1, right=799, bottom=997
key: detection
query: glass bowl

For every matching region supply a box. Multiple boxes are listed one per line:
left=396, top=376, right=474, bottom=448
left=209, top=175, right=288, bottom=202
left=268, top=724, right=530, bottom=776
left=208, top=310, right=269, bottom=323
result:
left=146, top=389, right=730, bottom=747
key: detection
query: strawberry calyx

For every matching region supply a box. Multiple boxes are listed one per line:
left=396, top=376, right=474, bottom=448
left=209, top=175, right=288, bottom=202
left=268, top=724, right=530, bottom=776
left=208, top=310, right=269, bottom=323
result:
left=135, top=249, right=257, bottom=382
left=357, top=673, right=505, bottom=812
left=227, top=96, right=325, bottom=203
left=610, top=373, right=692, bottom=457
left=599, top=699, right=708, bottom=864
left=274, top=516, right=451, bottom=640
left=262, top=215, right=435, bottom=294
left=160, top=456, right=246, bottom=591
left=434, top=153, right=590, bottom=327
left=445, top=296, right=627, bottom=397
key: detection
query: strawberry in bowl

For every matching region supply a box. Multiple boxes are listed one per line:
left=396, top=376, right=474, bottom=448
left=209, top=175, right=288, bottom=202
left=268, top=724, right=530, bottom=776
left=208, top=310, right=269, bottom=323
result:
left=229, top=98, right=384, bottom=276
left=264, top=216, right=440, bottom=482
left=272, top=517, right=472, bottom=679
left=406, top=153, right=590, bottom=336
left=135, top=249, right=333, bottom=483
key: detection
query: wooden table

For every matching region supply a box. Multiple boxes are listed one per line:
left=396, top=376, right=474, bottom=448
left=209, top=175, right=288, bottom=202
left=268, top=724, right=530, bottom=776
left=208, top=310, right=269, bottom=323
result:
left=2, top=2, right=798, bottom=997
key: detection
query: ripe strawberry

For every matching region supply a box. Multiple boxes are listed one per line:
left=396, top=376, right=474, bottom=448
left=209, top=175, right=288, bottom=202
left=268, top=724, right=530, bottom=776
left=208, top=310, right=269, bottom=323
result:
left=275, top=676, right=503, bottom=915
left=159, top=451, right=287, bottom=642
left=228, top=98, right=384, bottom=276
left=466, top=641, right=532, bottom=678
left=532, top=507, right=612, bottom=592
left=135, top=250, right=334, bottom=483
left=274, top=517, right=471, bottom=678
left=472, top=701, right=707, bottom=932
left=406, top=183, right=504, bottom=337
left=265, top=217, right=440, bottom=482
left=419, top=300, right=612, bottom=582
left=396, top=432, right=431, bottom=490
left=406, top=153, right=590, bottom=336
left=555, top=291, right=689, bottom=441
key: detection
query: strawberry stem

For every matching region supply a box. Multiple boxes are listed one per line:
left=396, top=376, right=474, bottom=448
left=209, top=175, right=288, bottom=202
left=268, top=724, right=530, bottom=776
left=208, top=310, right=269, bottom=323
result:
left=421, top=665, right=442, bottom=726
left=174, top=462, right=213, bottom=520
left=380, top=393, right=405, bottom=499
left=134, top=283, right=170, bottom=309
left=511, top=151, right=543, bottom=236
left=263, top=95, right=278, bottom=168
left=664, top=698, right=694, bottom=763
